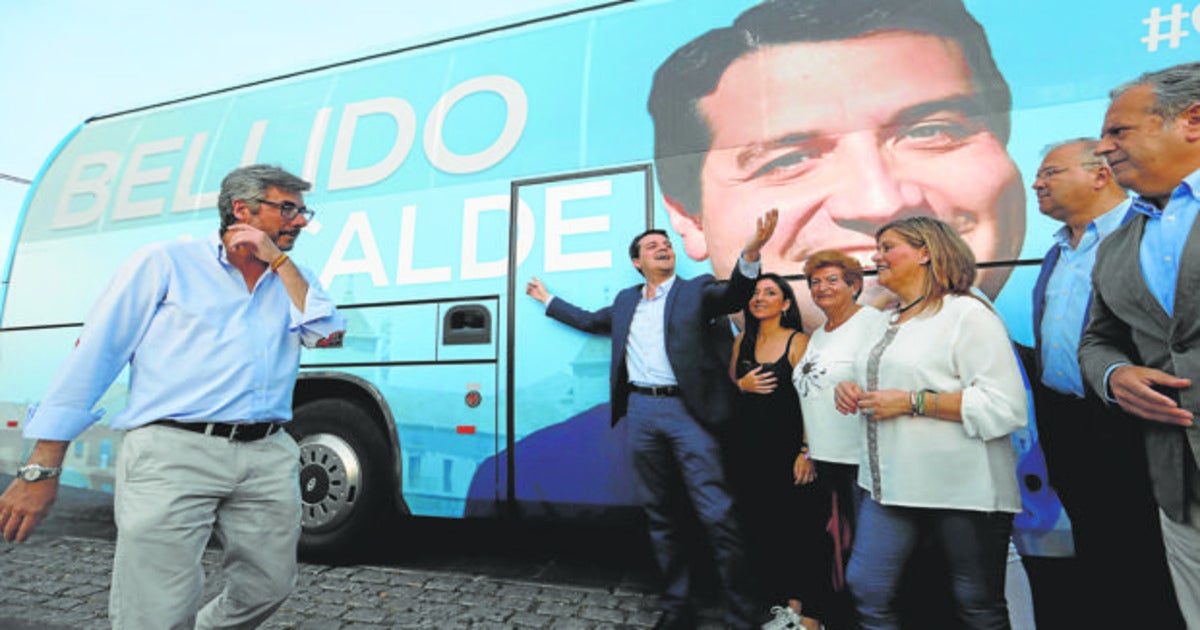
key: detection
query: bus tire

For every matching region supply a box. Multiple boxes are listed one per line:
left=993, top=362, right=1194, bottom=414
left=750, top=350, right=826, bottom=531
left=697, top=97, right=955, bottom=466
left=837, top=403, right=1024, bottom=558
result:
left=288, top=398, right=391, bottom=559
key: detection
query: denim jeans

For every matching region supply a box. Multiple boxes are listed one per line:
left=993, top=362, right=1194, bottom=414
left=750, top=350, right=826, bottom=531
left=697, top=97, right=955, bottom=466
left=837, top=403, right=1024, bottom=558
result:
left=847, top=497, right=1013, bottom=630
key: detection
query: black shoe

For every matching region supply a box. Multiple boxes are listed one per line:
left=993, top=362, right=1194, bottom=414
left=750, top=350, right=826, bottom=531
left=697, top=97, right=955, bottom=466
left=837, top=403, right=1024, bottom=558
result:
left=653, top=608, right=697, bottom=630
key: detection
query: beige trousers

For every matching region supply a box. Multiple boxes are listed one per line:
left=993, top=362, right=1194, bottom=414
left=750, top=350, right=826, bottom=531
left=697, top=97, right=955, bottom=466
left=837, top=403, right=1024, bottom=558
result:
left=109, top=423, right=301, bottom=630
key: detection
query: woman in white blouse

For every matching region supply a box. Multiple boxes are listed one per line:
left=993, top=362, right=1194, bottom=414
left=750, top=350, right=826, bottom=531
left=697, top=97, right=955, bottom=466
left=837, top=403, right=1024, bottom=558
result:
left=834, top=217, right=1027, bottom=630
left=793, top=251, right=885, bottom=593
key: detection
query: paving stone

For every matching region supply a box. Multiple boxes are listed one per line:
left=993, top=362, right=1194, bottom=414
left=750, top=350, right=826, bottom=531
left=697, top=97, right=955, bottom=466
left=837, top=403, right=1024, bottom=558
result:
left=548, top=618, right=596, bottom=630
left=624, top=609, right=660, bottom=627
left=495, top=583, right=543, bottom=599
left=508, top=611, right=554, bottom=627
left=535, top=600, right=579, bottom=617
left=416, top=588, right=461, bottom=604
left=343, top=607, right=390, bottom=624
left=423, top=575, right=470, bottom=591
left=489, top=594, right=538, bottom=611
left=306, top=603, right=351, bottom=618
left=579, top=605, right=627, bottom=624
left=381, top=609, right=426, bottom=626
left=347, top=568, right=393, bottom=584
left=533, top=585, right=590, bottom=604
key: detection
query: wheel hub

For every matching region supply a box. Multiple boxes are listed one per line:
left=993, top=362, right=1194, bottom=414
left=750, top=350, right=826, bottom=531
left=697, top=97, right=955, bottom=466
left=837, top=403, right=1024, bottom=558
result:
left=297, top=433, right=362, bottom=532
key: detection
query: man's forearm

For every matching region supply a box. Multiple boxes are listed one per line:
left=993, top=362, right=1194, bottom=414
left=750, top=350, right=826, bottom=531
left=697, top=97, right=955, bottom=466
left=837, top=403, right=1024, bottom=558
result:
left=273, top=256, right=309, bottom=311
left=26, top=440, right=70, bottom=467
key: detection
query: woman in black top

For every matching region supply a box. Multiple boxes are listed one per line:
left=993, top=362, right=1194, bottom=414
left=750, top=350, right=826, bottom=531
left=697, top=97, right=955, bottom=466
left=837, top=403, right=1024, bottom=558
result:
left=728, top=273, right=825, bottom=630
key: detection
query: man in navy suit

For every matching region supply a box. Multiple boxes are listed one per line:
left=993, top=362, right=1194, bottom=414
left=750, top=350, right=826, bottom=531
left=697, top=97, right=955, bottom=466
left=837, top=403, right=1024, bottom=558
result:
left=1030, top=138, right=1181, bottom=627
left=526, top=210, right=777, bottom=630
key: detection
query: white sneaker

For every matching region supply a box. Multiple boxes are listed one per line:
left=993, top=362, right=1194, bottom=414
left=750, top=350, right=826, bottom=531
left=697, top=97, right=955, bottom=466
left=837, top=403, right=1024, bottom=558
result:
left=761, top=605, right=804, bottom=630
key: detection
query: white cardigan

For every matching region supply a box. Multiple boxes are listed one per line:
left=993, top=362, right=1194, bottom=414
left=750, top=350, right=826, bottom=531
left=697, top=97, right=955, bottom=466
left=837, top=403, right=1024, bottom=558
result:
left=853, top=294, right=1027, bottom=513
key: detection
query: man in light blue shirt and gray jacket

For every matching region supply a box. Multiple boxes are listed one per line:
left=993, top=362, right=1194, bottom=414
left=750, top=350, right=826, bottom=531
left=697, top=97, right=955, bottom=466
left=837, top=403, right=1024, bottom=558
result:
left=1081, top=62, right=1200, bottom=626
left=0, top=164, right=345, bottom=629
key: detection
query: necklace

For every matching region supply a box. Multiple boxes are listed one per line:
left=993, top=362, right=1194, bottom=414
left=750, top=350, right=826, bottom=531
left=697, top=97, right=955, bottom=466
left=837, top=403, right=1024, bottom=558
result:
left=888, top=295, right=925, bottom=325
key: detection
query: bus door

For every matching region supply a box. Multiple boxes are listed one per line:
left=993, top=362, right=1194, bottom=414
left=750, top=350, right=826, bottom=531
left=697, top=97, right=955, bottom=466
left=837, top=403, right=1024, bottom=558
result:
left=501, top=165, right=653, bottom=520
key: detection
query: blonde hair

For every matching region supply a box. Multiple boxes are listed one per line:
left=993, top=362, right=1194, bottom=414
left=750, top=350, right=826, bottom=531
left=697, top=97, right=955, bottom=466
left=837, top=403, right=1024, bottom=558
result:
left=875, top=216, right=978, bottom=313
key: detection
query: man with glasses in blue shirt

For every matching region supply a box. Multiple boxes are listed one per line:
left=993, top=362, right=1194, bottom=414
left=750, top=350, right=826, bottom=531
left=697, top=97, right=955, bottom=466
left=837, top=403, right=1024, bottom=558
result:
left=0, top=164, right=345, bottom=629
left=1030, top=139, right=1182, bottom=628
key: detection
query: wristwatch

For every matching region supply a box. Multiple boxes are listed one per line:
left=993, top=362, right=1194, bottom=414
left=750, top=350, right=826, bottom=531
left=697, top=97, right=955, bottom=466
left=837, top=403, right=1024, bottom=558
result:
left=16, top=463, right=62, bottom=482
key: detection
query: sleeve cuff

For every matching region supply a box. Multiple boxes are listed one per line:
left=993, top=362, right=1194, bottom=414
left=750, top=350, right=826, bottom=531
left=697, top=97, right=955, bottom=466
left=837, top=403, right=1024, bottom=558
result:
left=1102, top=363, right=1129, bottom=403
left=22, top=404, right=105, bottom=442
left=737, top=255, right=761, bottom=278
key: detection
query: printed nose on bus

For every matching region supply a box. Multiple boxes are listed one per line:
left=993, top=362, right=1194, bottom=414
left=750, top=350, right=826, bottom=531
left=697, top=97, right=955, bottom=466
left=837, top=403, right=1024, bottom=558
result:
left=828, top=138, right=930, bottom=234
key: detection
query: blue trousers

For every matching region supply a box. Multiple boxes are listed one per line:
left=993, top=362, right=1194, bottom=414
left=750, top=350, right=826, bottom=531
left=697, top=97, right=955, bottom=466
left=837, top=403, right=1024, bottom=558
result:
left=848, top=497, right=1013, bottom=630
left=625, top=393, right=755, bottom=628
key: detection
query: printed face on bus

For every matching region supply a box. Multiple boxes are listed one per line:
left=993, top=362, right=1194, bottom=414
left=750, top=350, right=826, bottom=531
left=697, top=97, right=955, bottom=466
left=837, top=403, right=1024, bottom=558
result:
left=666, top=31, right=1024, bottom=327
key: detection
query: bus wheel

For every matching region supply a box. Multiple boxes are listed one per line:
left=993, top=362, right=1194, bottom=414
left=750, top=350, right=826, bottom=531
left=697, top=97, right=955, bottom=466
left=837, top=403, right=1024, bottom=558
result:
left=288, top=398, right=390, bottom=558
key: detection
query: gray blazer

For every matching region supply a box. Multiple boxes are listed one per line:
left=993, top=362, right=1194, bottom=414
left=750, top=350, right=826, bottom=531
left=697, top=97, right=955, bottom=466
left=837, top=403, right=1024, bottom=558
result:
left=1079, top=211, right=1200, bottom=521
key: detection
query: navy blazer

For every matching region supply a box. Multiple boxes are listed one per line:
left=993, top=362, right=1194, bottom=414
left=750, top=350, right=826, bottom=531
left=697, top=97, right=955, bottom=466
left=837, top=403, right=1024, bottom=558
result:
left=545, top=265, right=755, bottom=429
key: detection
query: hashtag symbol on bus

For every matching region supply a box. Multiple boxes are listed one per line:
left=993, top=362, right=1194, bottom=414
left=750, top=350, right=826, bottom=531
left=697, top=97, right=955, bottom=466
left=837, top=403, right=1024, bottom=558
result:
left=1142, top=4, right=1191, bottom=51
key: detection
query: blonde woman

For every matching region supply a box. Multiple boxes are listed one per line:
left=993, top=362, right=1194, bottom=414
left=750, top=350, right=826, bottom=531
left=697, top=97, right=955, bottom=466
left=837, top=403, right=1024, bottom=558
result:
left=834, top=217, right=1027, bottom=630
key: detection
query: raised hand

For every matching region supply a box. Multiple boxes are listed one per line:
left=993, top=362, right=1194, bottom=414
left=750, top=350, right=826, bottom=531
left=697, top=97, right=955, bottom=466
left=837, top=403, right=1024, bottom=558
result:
left=742, top=208, right=779, bottom=262
left=224, top=224, right=283, bottom=265
left=526, top=276, right=551, bottom=304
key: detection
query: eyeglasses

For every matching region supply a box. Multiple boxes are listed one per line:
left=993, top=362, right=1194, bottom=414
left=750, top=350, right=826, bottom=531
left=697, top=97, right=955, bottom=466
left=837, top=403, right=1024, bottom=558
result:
left=253, top=198, right=314, bottom=222
left=1034, top=161, right=1104, bottom=182
left=1033, top=165, right=1073, bottom=181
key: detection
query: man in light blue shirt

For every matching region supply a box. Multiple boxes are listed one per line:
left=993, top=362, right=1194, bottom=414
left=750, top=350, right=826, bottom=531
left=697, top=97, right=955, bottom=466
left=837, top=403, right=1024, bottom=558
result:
left=1030, top=139, right=1181, bottom=627
left=0, top=164, right=345, bottom=629
left=1080, top=62, right=1200, bottom=624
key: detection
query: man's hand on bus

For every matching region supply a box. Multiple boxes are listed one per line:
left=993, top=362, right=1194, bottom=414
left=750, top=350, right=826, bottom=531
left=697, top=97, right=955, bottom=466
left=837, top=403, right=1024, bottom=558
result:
left=526, top=277, right=551, bottom=304
left=0, top=478, right=59, bottom=543
left=741, top=208, right=778, bottom=263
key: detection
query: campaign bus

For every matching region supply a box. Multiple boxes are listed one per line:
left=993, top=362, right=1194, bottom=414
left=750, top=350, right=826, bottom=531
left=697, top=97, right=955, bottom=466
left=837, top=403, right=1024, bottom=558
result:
left=0, top=0, right=1193, bottom=556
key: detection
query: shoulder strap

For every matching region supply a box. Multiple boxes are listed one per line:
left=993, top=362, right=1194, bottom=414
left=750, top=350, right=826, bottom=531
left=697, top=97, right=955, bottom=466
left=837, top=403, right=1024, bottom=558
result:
left=784, top=330, right=800, bottom=354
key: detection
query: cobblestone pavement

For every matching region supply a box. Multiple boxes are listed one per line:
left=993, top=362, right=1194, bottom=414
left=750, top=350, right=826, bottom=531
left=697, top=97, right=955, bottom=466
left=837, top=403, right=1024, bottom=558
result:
left=0, top=535, right=735, bottom=629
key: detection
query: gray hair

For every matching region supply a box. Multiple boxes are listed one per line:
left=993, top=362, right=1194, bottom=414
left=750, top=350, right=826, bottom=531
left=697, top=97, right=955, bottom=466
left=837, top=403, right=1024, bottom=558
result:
left=1112, top=61, right=1200, bottom=122
left=217, top=164, right=312, bottom=229
left=1040, top=138, right=1105, bottom=168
